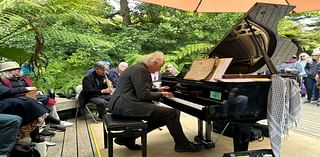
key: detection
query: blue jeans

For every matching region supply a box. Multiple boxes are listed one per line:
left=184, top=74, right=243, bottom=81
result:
left=305, top=77, right=319, bottom=101
left=0, top=114, right=22, bottom=155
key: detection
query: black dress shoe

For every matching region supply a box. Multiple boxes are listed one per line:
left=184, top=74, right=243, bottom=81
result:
left=39, top=129, right=56, bottom=137
left=114, top=138, right=142, bottom=150
left=174, top=142, right=201, bottom=152
left=50, top=125, right=66, bottom=132
left=31, top=136, right=45, bottom=143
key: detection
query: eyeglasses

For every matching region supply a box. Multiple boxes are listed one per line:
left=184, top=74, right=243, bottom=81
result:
left=312, top=55, right=318, bottom=56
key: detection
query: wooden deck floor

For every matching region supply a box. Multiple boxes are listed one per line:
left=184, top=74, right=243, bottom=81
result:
left=46, top=112, right=99, bottom=157
left=48, top=102, right=320, bottom=157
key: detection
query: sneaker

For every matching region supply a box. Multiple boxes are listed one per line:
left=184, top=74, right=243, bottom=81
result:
left=114, top=138, right=142, bottom=150
left=50, top=125, right=66, bottom=132
left=174, top=142, right=201, bottom=152
left=60, top=121, right=74, bottom=127
left=43, top=141, right=56, bottom=147
left=39, top=129, right=55, bottom=137
left=303, top=100, right=310, bottom=103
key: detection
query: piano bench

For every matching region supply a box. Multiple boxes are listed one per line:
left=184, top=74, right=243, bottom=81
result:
left=103, top=114, right=148, bottom=157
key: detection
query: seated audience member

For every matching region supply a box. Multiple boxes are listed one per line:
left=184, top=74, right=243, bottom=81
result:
left=79, top=61, right=113, bottom=119
left=21, top=61, right=33, bottom=76
left=86, top=61, right=111, bottom=76
left=0, top=81, right=49, bottom=143
left=0, top=62, right=73, bottom=131
left=108, top=51, right=201, bottom=152
left=161, top=63, right=178, bottom=78
left=276, top=55, right=303, bottom=76
left=108, top=62, right=128, bottom=87
left=0, top=114, right=22, bottom=157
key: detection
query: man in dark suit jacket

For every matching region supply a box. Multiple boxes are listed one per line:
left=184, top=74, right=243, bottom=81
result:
left=79, top=61, right=113, bottom=119
left=108, top=51, right=201, bottom=152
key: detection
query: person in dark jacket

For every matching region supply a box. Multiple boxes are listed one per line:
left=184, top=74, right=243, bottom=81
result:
left=0, top=80, right=49, bottom=142
left=108, top=51, right=201, bottom=152
left=79, top=61, right=113, bottom=119
left=0, top=61, right=72, bottom=132
left=305, top=51, right=320, bottom=103
left=108, top=62, right=128, bottom=87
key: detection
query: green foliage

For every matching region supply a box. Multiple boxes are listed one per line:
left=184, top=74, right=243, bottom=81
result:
left=279, top=16, right=320, bottom=53
left=1, top=1, right=319, bottom=94
left=0, top=48, right=31, bottom=64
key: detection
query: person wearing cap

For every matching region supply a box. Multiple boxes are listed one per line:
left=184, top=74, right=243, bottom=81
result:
left=0, top=61, right=73, bottom=134
left=79, top=61, right=113, bottom=119
left=108, top=62, right=129, bottom=87
left=276, top=55, right=303, bottom=76
left=305, top=50, right=320, bottom=103
left=0, top=62, right=50, bottom=142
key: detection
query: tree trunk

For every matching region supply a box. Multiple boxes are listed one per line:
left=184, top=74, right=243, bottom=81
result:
left=120, top=0, right=131, bottom=25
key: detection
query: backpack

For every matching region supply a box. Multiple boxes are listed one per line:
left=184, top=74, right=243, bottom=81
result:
left=11, top=144, right=40, bottom=157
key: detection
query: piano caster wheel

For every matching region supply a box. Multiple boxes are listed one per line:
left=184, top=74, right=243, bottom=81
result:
left=194, top=136, right=215, bottom=149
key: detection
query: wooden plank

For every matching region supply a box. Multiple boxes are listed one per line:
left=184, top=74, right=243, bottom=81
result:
left=46, top=130, right=65, bottom=157
left=78, top=116, right=95, bottom=157
left=61, top=119, right=77, bottom=157
left=56, top=98, right=78, bottom=112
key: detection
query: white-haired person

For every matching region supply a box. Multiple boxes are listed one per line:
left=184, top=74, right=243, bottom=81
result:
left=298, top=52, right=310, bottom=97
left=107, top=51, right=201, bottom=152
left=108, top=62, right=128, bottom=87
left=161, top=63, right=179, bottom=78
left=79, top=61, right=113, bottom=119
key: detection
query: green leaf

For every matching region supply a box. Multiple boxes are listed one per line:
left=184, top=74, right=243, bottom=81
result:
left=0, top=47, right=31, bottom=64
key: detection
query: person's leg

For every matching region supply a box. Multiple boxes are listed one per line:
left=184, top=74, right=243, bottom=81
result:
left=0, top=114, right=22, bottom=156
left=130, top=106, right=200, bottom=152
left=305, top=77, right=313, bottom=102
left=143, top=106, right=189, bottom=144
left=48, top=105, right=60, bottom=120
left=88, top=97, right=108, bottom=118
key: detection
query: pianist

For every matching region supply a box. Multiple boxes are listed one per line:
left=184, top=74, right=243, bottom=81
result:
left=107, top=51, right=201, bottom=152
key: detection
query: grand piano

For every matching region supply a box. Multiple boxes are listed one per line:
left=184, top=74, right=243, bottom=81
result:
left=160, top=3, right=297, bottom=152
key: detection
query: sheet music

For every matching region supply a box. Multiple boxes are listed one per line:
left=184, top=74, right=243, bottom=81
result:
left=167, top=97, right=204, bottom=111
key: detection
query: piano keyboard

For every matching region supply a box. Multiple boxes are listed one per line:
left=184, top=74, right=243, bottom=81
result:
left=167, top=97, right=204, bottom=111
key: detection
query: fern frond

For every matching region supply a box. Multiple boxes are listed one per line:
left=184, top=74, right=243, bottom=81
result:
left=171, top=43, right=213, bottom=60
left=0, top=0, right=18, bottom=13
left=125, top=53, right=143, bottom=65
left=48, top=12, right=115, bottom=26
left=44, top=28, right=115, bottom=48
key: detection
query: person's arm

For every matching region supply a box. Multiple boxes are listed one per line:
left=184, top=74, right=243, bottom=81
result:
left=0, top=82, right=30, bottom=99
left=81, top=75, right=103, bottom=96
left=131, top=67, right=163, bottom=101
left=276, top=63, right=285, bottom=73
left=305, top=62, right=310, bottom=75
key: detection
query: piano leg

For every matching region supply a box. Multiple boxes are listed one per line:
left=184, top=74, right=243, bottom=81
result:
left=194, top=119, right=215, bottom=149
left=232, top=124, right=249, bottom=152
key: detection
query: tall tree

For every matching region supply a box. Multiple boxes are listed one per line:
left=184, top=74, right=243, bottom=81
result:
left=120, top=0, right=131, bottom=25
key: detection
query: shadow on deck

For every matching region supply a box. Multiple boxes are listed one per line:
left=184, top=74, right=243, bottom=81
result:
left=48, top=102, right=320, bottom=157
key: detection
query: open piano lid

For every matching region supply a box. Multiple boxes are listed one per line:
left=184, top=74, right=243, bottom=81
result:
left=206, top=3, right=297, bottom=74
